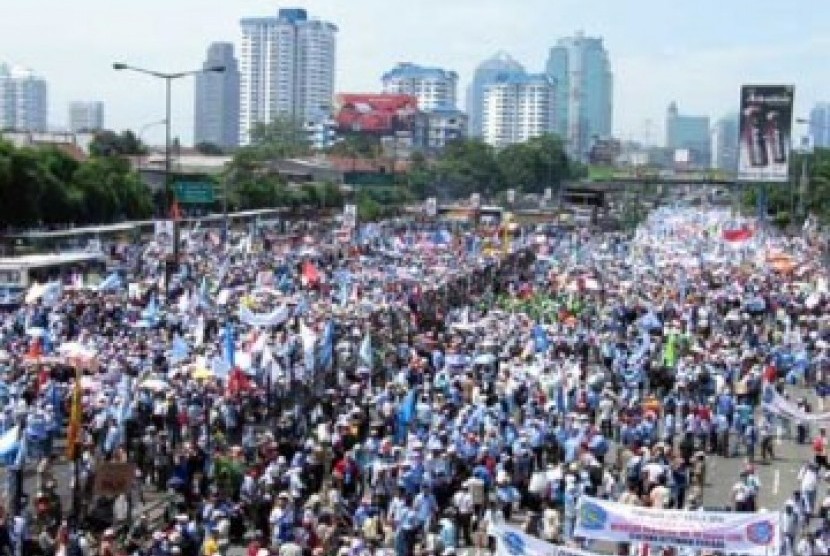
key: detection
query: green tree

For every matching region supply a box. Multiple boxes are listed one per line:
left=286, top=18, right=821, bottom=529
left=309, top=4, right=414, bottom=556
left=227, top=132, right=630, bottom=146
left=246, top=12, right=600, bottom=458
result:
left=356, top=191, right=383, bottom=221
left=88, top=130, right=146, bottom=157
left=433, top=139, right=502, bottom=199
left=327, top=133, right=380, bottom=159
left=246, top=116, right=310, bottom=160
left=496, top=134, right=571, bottom=194
left=195, top=141, right=224, bottom=155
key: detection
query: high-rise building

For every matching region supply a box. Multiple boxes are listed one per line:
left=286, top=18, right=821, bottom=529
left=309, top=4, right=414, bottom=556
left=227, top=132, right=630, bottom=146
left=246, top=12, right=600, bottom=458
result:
left=194, top=42, right=240, bottom=150
left=0, top=64, right=48, bottom=132
left=68, top=101, right=104, bottom=132
left=238, top=8, right=337, bottom=145
left=809, top=102, right=830, bottom=148
left=666, top=102, right=711, bottom=167
left=381, top=63, right=458, bottom=112
left=713, top=113, right=739, bottom=173
left=467, top=52, right=526, bottom=138
left=545, top=32, right=613, bottom=161
left=481, top=73, right=556, bottom=148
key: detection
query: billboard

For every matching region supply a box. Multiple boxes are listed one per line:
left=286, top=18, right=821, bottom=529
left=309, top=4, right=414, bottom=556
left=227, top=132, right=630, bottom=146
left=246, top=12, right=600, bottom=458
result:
left=334, top=93, right=419, bottom=135
left=738, top=85, right=795, bottom=182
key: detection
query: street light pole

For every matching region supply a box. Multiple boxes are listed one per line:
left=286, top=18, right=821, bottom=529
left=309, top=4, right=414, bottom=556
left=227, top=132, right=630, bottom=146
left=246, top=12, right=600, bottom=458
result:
left=113, top=62, right=225, bottom=297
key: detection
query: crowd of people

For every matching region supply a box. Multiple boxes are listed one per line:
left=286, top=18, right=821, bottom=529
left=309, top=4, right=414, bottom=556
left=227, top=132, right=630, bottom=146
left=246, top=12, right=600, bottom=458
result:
left=0, top=207, right=826, bottom=556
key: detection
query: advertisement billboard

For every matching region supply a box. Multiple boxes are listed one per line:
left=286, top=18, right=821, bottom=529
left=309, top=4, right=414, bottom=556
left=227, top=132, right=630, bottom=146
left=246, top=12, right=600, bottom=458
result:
left=334, top=93, right=419, bottom=135
left=738, top=85, right=795, bottom=182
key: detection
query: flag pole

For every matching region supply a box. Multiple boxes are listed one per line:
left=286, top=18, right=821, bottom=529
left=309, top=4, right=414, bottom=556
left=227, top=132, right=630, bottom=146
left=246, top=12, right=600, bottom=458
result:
left=12, top=415, right=26, bottom=518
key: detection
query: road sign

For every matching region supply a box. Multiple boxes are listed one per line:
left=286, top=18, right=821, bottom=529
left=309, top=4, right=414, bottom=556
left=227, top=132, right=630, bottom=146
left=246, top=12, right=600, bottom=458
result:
left=173, top=181, right=215, bottom=204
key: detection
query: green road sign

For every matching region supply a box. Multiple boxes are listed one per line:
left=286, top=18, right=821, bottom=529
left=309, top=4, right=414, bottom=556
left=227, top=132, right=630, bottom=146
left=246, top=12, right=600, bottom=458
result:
left=173, top=181, right=216, bottom=204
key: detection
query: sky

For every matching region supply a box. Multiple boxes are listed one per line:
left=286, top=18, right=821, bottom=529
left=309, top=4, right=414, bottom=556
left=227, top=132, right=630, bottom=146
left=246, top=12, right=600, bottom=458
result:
left=3, top=0, right=830, bottom=146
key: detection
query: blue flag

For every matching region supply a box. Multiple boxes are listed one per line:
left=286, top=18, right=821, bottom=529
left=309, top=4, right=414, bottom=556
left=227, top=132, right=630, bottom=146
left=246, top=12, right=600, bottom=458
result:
left=359, top=333, right=373, bottom=368
left=396, top=390, right=417, bottom=443
left=224, top=321, right=236, bottom=368
left=533, top=325, right=550, bottom=353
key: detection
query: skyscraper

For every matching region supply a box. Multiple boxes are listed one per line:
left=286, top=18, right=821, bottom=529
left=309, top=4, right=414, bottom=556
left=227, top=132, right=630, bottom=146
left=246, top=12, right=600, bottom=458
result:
left=467, top=52, right=526, bottom=138
left=481, top=74, right=556, bottom=148
left=0, top=64, right=48, bottom=131
left=809, top=102, right=830, bottom=148
left=194, top=42, right=240, bottom=150
left=713, top=113, right=739, bottom=173
left=239, top=8, right=337, bottom=145
left=545, top=32, right=613, bottom=161
left=666, top=101, right=711, bottom=167
left=68, top=101, right=104, bottom=132
left=381, top=63, right=458, bottom=111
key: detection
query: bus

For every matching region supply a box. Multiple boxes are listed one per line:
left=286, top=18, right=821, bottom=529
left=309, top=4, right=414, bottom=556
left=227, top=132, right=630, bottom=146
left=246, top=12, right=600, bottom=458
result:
left=1, top=209, right=289, bottom=255
left=0, top=251, right=108, bottom=289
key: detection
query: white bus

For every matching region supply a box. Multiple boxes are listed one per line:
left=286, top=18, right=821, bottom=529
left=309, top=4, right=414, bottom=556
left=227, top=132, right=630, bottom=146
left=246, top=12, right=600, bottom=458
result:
left=0, top=251, right=108, bottom=289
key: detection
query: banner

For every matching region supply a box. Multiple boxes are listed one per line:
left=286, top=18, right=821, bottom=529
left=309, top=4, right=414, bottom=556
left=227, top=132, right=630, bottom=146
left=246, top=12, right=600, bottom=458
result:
left=238, top=305, right=291, bottom=328
left=575, top=496, right=780, bottom=556
left=492, top=520, right=601, bottom=556
left=738, top=84, right=795, bottom=183
left=93, top=462, right=136, bottom=496
left=763, top=385, right=830, bottom=423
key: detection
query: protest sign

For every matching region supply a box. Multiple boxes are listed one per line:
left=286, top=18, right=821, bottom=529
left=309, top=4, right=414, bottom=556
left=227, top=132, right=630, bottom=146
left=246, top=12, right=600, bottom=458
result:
left=575, top=496, right=779, bottom=556
left=94, top=462, right=136, bottom=497
left=763, top=385, right=830, bottom=423
left=492, top=519, right=603, bottom=556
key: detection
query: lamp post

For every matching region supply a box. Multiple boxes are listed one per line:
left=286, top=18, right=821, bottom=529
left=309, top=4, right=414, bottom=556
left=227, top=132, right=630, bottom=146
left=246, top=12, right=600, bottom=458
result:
left=794, top=117, right=824, bottom=223
left=113, top=62, right=225, bottom=296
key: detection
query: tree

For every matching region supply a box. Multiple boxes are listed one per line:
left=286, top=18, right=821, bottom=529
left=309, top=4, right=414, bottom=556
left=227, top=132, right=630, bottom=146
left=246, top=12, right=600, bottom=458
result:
left=0, top=140, right=154, bottom=227
left=246, top=116, right=310, bottom=160
left=195, top=142, right=224, bottom=155
left=496, top=134, right=571, bottom=194
left=433, top=139, right=503, bottom=199
left=327, top=134, right=380, bottom=159
left=88, top=130, right=146, bottom=157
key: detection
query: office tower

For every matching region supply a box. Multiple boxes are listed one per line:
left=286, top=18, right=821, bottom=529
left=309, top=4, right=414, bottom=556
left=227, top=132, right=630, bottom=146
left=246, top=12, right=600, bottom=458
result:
left=666, top=101, right=711, bottom=167
left=545, top=31, right=613, bottom=160
left=381, top=63, right=458, bottom=112
left=809, top=102, right=830, bottom=148
left=714, top=113, right=740, bottom=172
left=467, top=52, right=526, bottom=138
left=239, top=8, right=337, bottom=145
left=481, top=73, right=556, bottom=148
left=0, top=64, right=48, bottom=131
left=194, top=42, right=240, bottom=150
left=68, top=101, right=104, bottom=132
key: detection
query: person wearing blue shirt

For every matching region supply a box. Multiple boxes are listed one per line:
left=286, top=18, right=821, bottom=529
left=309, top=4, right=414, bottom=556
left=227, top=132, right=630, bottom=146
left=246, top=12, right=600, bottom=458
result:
left=472, top=462, right=492, bottom=489
left=438, top=513, right=458, bottom=551
left=414, top=486, right=438, bottom=534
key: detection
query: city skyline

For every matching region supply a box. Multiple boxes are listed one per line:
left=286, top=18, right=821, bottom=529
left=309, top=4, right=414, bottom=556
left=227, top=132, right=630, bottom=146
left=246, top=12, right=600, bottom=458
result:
left=2, top=0, right=829, bottom=145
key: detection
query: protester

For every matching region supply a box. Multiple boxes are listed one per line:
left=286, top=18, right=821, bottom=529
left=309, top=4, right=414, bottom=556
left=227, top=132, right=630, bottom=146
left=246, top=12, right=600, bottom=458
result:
left=0, top=207, right=825, bottom=556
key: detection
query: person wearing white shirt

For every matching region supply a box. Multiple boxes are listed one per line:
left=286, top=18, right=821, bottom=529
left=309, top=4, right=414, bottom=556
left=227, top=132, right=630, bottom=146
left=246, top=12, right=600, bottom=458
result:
left=796, top=533, right=816, bottom=556
left=798, top=462, right=819, bottom=515
left=452, top=486, right=474, bottom=547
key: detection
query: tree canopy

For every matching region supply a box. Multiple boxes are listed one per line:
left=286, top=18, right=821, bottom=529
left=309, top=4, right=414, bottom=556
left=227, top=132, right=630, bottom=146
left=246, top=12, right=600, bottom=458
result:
left=406, top=134, right=582, bottom=200
left=0, top=140, right=154, bottom=229
left=88, top=130, right=146, bottom=157
left=742, top=148, right=830, bottom=227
